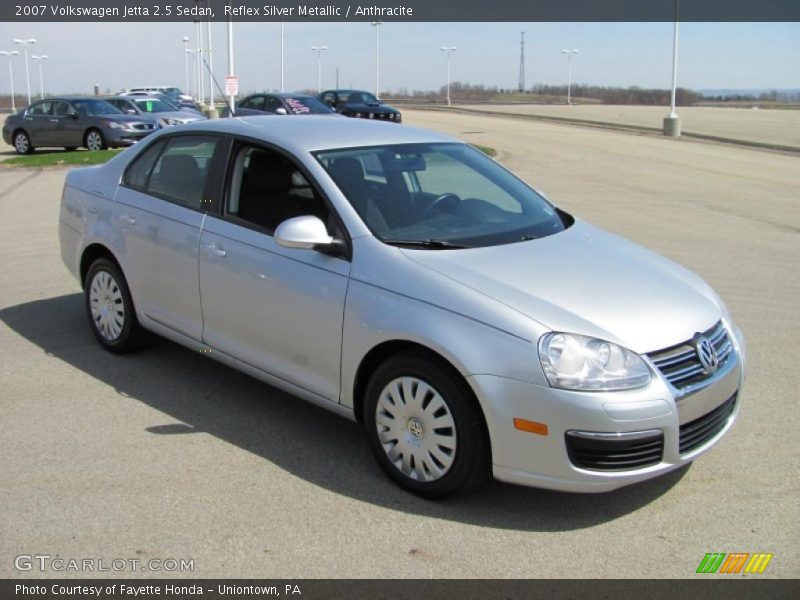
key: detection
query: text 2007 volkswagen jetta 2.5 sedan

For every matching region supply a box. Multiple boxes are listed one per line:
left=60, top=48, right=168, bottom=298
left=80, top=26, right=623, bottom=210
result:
left=59, top=116, right=745, bottom=498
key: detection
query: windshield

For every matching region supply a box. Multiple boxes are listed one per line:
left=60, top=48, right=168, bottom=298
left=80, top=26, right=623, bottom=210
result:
left=284, top=96, right=334, bottom=115
left=72, top=99, right=123, bottom=116
left=316, top=143, right=569, bottom=248
left=341, top=91, right=379, bottom=104
left=133, top=98, right=174, bottom=113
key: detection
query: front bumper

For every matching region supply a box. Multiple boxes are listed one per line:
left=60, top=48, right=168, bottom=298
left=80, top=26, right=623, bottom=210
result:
left=103, top=128, right=154, bottom=147
left=470, top=324, right=745, bottom=493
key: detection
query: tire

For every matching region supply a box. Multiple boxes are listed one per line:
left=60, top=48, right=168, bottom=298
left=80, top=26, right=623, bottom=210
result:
left=64, top=146, right=77, bottom=151
left=363, top=351, right=490, bottom=499
left=13, top=130, right=34, bottom=155
left=84, top=129, right=107, bottom=151
left=84, top=258, right=149, bottom=353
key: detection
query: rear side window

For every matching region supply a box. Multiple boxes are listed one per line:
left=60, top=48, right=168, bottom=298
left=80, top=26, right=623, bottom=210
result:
left=123, top=135, right=219, bottom=211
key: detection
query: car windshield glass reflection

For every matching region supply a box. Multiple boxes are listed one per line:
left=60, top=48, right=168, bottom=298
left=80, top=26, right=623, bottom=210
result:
left=317, top=143, right=568, bottom=248
left=72, top=99, right=123, bottom=116
left=134, top=99, right=175, bottom=113
left=284, top=96, right=334, bottom=115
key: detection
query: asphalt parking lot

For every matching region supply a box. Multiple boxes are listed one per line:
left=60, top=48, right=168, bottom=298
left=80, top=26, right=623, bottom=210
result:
left=0, top=109, right=798, bottom=578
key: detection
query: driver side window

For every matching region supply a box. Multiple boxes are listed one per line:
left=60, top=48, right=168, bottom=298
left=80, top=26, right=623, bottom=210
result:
left=226, top=145, right=336, bottom=236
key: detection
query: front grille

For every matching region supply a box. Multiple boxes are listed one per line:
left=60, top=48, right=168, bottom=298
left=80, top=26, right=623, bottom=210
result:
left=679, top=394, right=737, bottom=454
left=648, top=321, right=733, bottom=391
left=566, top=430, right=664, bottom=471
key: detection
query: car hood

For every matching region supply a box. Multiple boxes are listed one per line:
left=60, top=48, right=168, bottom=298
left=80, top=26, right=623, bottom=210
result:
left=401, top=220, right=721, bottom=353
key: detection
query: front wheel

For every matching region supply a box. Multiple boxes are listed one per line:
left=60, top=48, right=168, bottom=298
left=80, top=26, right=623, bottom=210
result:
left=363, top=351, right=490, bottom=499
left=84, top=258, right=149, bottom=353
left=85, top=129, right=107, bottom=151
left=13, top=131, right=34, bottom=155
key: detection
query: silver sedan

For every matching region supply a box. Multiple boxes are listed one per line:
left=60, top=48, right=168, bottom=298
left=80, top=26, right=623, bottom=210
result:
left=58, top=116, right=745, bottom=498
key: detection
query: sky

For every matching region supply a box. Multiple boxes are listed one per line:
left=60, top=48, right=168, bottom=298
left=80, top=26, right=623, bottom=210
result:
left=0, top=21, right=797, bottom=97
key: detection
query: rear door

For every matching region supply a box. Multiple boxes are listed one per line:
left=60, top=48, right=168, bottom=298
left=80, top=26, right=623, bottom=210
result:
left=114, top=133, right=226, bottom=340
left=23, top=100, right=57, bottom=146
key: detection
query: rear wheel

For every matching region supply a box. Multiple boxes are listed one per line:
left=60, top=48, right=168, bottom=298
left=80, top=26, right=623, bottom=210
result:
left=363, top=351, right=490, bottom=499
left=13, top=130, right=34, bottom=155
left=84, top=258, right=149, bottom=353
left=85, top=129, right=107, bottom=151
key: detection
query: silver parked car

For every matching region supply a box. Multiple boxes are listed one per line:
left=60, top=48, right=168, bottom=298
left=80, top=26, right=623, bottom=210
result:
left=104, top=96, right=206, bottom=128
left=58, top=117, right=746, bottom=498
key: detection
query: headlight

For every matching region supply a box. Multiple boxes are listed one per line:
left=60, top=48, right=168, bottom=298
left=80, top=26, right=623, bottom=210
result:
left=354, top=112, right=362, bottom=118
left=107, top=121, right=127, bottom=130
left=162, top=118, right=179, bottom=126
left=538, top=332, right=651, bottom=391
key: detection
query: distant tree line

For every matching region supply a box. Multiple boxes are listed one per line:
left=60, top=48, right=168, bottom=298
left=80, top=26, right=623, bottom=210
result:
left=387, top=82, right=706, bottom=105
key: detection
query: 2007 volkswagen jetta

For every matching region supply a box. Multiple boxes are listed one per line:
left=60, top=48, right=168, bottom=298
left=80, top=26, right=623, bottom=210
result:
left=59, top=116, right=746, bottom=498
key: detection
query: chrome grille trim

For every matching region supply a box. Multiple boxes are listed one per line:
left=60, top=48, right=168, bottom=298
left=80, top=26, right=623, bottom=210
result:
left=648, top=321, right=733, bottom=392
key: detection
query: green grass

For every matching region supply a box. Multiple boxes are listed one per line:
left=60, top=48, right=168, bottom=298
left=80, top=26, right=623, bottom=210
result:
left=1, top=149, right=123, bottom=168
left=472, top=144, right=498, bottom=157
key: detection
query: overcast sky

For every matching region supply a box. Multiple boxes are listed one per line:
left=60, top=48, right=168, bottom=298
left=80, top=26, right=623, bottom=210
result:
left=0, top=21, right=797, bottom=96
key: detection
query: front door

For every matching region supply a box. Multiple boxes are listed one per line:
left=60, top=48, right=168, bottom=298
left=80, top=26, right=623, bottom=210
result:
left=198, top=143, right=351, bottom=402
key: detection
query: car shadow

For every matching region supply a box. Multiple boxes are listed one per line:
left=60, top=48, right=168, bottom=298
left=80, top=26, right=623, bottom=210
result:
left=0, top=293, right=689, bottom=531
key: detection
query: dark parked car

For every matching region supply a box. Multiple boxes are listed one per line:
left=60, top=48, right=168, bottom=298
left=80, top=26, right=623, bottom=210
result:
left=2, top=97, right=156, bottom=154
left=104, top=96, right=206, bottom=128
left=318, top=90, right=402, bottom=123
left=222, top=93, right=336, bottom=118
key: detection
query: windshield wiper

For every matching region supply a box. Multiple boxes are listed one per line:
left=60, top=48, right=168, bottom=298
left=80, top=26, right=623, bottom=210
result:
left=382, top=238, right=469, bottom=249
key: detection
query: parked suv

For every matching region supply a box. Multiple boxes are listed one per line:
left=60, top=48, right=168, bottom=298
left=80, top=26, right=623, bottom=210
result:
left=319, top=90, right=402, bottom=122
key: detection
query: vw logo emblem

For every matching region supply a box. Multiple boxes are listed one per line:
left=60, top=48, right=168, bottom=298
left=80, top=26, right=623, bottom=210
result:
left=695, top=335, right=719, bottom=374
left=408, top=418, right=424, bottom=439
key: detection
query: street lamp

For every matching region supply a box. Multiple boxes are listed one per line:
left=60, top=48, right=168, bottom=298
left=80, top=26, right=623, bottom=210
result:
left=31, top=55, right=47, bottom=99
left=186, top=49, right=197, bottom=100
left=311, top=45, right=327, bottom=94
left=280, top=22, right=285, bottom=92
left=440, top=46, right=457, bottom=107
left=182, top=36, right=190, bottom=97
left=0, top=50, right=19, bottom=112
left=371, top=21, right=383, bottom=98
left=560, top=49, right=579, bottom=105
left=13, top=38, right=36, bottom=105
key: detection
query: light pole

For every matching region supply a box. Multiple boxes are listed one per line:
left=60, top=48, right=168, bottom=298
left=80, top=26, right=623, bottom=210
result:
left=440, top=46, right=457, bottom=107
left=195, top=19, right=204, bottom=107
left=31, top=55, right=47, bottom=99
left=205, top=3, right=216, bottom=116
left=561, top=49, right=579, bottom=105
left=226, top=2, right=235, bottom=114
left=280, top=22, right=285, bottom=92
left=13, top=38, right=36, bottom=105
left=182, top=36, right=190, bottom=96
left=186, top=49, right=197, bottom=99
left=372, top=21, right=383, bottom=98
left=664, top=0, right=681, bottom=137
left=0, top=50, right=19, bottom=112
left=311, top=45, right=327, bottom=94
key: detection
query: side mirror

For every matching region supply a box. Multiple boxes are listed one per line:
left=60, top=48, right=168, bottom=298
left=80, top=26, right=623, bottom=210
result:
left=275, top=216, right=336, bottom=251
left=275, top=107, right=288, bottom=115
left=126, top=109, right=137, bottom=115
left=66, top=111, right=79, bottom=119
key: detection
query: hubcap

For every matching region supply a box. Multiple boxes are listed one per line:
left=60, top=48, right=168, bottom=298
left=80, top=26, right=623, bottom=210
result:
left=15, top=134, right=28, bottom=153
left=89, top=270, right=125, bottom=341
left=87, top=132, right=102, bottom=151
left=375, top=376, right=457, bottom=482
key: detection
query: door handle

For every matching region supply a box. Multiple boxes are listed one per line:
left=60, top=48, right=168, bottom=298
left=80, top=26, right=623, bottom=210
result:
left=49, top=119, right=59, bottom=123
left=205, top=242, right=226, bottom=258
left=120, top=214, right=136, bottom=226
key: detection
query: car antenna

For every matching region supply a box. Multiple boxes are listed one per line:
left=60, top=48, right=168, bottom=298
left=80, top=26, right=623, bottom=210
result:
left=202, top=57, right=235, bottom=117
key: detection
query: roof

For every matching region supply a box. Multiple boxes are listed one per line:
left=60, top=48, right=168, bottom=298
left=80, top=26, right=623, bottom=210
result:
left=177, top=115, right=457, bottom=154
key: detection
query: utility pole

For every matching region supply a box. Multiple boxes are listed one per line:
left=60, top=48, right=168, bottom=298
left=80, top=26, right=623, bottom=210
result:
left=518, top=31, right=526, bottom=93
